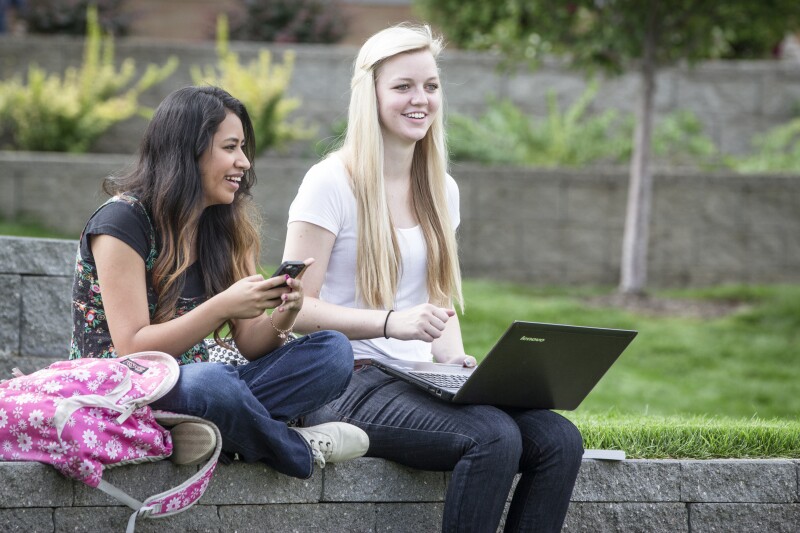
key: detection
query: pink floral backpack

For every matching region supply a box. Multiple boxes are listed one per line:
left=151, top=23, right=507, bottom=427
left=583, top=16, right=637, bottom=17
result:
left=0, top=352, right=222, bottom=532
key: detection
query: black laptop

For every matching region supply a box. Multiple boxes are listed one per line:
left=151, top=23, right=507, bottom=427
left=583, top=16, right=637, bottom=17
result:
left=369, top=321, right=637, bottom=410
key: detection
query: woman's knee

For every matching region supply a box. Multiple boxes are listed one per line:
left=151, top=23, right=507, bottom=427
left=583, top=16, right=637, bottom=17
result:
left=170, top=363, right=246, bottom=414
left=523, top=411, right=584, bottom=467
left=465, top=407, right=524, bottom=462
left=310, top=330, right=353, bottom=380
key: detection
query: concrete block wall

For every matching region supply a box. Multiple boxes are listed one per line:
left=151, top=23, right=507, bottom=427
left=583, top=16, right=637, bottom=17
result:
left=1, top=36, right=799, bottom=157
left=1, top=458, right=798, bottom=531
left=1, top=154, right=799, bottom=291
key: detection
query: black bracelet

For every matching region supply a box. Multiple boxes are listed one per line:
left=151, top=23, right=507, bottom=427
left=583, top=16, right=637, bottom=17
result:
left=383, top=309, right=394, bottom=339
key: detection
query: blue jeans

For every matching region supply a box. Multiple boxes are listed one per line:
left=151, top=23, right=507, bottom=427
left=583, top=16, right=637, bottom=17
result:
left=152, top=330, right=353, bottom=479
left=305, top=365, right=583, bottom=532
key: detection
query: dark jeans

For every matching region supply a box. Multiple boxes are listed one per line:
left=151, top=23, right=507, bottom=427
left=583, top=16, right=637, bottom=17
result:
left=305, top=365, right=583, bottom=532
left=153, top=330, right=353, bottom=479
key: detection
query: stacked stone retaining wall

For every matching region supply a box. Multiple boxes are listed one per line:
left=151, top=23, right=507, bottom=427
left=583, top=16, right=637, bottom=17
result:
left=1, top=458, right=798, bottom=531
left=1, top=154, right=798, bottom=290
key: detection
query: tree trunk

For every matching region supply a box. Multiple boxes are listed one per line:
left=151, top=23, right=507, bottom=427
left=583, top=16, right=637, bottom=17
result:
left=619, top=10, right=658, bottom=295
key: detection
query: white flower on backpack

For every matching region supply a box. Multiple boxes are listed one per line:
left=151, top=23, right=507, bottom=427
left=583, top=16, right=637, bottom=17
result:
left=42, top=381, right=63, bottom=394
left=13, top=393, right=35, bottom=405
left=166, top=496, right=182, bottom=512
left=122, top=427, right=136, bottom=439
left=0, top=408, right=7, bottom=429
left=17, top=432, right=33, bottom=452
left=28, top=410, right=45, bottom=429
left=46, top=441, right=68, bottom=460
left=78, top=459, right=94, bottom=477
left=71, top=369, right=91, bottom=382
left=83, top=429, right=99, bottom=449
left=105, top=436, right=122, bottom=459
left=133, top=442, right=150, bottom=458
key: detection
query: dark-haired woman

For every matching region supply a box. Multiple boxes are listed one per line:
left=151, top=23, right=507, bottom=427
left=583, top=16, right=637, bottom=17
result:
left=70, top=85, right=368, bottom=478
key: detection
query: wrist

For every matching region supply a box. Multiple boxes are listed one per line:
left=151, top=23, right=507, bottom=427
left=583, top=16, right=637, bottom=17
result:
left=269, top=309, right=298, bottom=344
left=382, top=309, right=394, bottom=339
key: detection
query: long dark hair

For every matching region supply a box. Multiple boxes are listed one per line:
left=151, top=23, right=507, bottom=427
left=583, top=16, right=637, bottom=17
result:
left=104, top=86, right=261, bottom=343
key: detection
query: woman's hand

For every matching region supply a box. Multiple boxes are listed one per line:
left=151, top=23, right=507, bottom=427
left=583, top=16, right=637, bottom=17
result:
left=269, top=258, right=314, bottom=314
left=384, top=303, right=455, bottom=342
left=216, top=274, right=289, bottom=319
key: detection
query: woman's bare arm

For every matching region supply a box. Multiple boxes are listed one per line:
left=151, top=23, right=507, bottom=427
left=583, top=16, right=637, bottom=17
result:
left=284, top=221, right=454, bottom=342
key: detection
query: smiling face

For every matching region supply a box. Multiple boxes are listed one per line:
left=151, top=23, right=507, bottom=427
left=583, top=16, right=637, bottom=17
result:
left=199, top=111, right=251, bottom=208
left=375, top=49, right=441, bottom=149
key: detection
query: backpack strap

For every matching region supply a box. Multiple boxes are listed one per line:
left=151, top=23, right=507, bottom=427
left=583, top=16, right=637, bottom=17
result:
left=119, top=412, right=222, bottom=533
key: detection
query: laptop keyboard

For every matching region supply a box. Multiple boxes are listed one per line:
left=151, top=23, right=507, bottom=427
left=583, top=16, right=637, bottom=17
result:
left=409, top=371, right=469, bottom=389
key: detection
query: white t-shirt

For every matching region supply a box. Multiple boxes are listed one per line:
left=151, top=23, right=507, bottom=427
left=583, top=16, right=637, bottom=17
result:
left=287, top=155, right=460, bottom=362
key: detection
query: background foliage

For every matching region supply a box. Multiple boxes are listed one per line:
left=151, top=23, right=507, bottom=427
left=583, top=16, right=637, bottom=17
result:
left=21, top=0, right=130, bottom=36
left=191, top=15, right=315, bottom=155
left=227, top=0, right=346, bottom=44
left=415, top=0, right=800, bottom=67
left=447, top=82, right=716, bottom=168
left=0, top=7, right=176, bottom=152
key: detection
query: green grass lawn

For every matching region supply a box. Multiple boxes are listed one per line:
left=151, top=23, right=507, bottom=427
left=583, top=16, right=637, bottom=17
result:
left=0, top=219, right=77, bottom=239
left=459, top=281, right=799, bottom=420
left=458, top=281, right=800, bottom=458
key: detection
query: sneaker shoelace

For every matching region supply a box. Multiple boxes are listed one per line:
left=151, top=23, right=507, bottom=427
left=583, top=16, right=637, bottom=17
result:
left=307, top=438, right=333, bottom=468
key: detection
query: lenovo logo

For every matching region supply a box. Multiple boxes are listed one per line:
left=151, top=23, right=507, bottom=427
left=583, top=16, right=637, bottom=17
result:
left=520, top=336, right=545, bottom=343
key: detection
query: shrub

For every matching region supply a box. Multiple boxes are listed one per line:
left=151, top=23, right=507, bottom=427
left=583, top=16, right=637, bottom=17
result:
left=651, top=110, right=718, bottom=167
left=447, top=82, right=718, bottom=168
left=227, top=0, right=346, bottom=44
left=0, top=7, right=177, bottom=153
left=726, top=118, right=800, bottom=173
left=448, top=81, right=631, bottom=167
left=21, top=0, right=130, bottom=36
left=191, top=15, right=315, bottom=155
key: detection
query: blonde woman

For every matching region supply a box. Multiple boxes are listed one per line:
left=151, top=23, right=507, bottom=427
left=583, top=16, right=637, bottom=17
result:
left=284, top=25, right=583, bottom=532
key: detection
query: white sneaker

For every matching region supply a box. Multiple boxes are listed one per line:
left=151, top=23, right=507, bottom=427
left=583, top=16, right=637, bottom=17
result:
left=292, top=422, right=369, bottom=468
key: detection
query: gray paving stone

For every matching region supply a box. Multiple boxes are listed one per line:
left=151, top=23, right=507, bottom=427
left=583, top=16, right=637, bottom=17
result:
left=219, top=503, right=376, bottom=532
left=563, top=502, right=688, bottom=532
left=19, top=276, right=72, bottom=358
left=374, top=502, right=444, bottom=531
left=0, top=237, right=75, bottom=277
left=0, top=462, right=73, bottom=508
left=54, top=505, right=220, bottom=533
left=72, top=461, right=198, bottom=506
left=201, top=460, right=322, bottom=504
left=323, top=458, right=446, bottom=503
left=0, top=355, right=62, bottom=378
left=682, top=460, right=797, bottom=503
left=689, top=503, right=800, bottom=533
left=572, top=460, right=681, bottom=502
left=0, top=274, right=21, bottom=357
left=53, top=507, right=133, bottom=533
left=0, top=508, right=55, bottom=532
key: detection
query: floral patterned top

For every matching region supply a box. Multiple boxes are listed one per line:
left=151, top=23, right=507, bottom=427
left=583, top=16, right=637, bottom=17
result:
left=70, top=194, right=209, bottom=365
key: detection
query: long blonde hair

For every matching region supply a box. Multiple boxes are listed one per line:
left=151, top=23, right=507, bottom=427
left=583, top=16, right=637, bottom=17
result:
left=336, top=23, right=462, bottom=310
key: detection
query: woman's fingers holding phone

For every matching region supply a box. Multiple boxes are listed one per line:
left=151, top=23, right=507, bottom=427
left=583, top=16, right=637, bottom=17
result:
left=276, top=276, right=305, bottom=312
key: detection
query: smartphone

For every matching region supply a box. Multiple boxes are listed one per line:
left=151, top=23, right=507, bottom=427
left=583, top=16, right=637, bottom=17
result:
left=271, top=260, right=307, bottom=287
